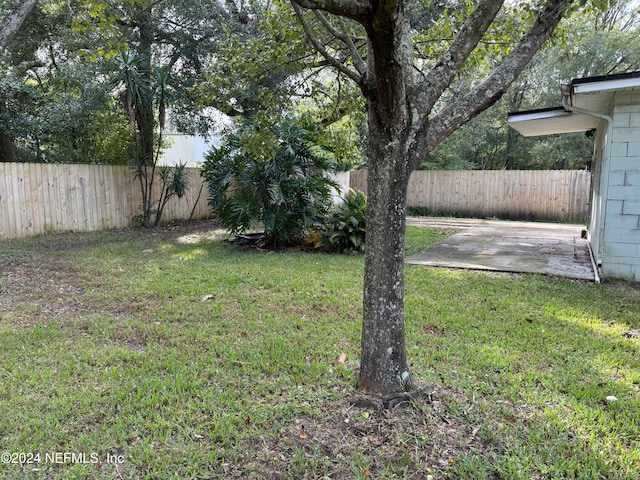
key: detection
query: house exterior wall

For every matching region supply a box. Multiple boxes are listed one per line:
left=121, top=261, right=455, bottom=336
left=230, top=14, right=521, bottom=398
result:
left=158, top=134, right=220, bottom=166
left=159, top=134, right=196, bottom=166
left=587, top=121, right=606, bottom=265
left=600, top=92, right=640, bottom=281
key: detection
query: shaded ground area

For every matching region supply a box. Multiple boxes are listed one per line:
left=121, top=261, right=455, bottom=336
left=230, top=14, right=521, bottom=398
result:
left=406, top=217, right=596, bottom=281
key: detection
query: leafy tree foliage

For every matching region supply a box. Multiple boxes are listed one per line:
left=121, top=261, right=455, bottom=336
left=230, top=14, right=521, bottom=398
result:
left=0, top=0, right=134, bottom=163
left=202, top=119, right=338, bottom=247
left=1, top=0, right=267, bottom=163
left=197, top=0, right=367, bottom=170
left=425, top=0, right=640, bottom=170
left=1, top=0, right=367, bottom=167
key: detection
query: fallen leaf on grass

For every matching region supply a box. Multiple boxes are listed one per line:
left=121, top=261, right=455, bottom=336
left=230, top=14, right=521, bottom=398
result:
left=471, top=426, right=480, bottom=438
left=299, top=432, right=308, bottom=439
left=338, top=353, right=347, bottom=364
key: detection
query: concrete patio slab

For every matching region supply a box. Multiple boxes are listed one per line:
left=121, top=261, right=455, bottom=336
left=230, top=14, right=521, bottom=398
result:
left=406, top=217, right=596, bottom=281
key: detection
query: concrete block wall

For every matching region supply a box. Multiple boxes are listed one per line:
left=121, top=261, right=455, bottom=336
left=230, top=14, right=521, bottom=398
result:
left=602, top=96, right=640, bottom=281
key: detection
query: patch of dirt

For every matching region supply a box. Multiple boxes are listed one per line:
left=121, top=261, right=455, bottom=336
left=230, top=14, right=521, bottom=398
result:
left=422, top=324, right=445, bottom=337
left=0, top=257, right=87, bottom=324
left=222, top=385, right=515, bottom=479
left=0, top=219, right=223, bottom=326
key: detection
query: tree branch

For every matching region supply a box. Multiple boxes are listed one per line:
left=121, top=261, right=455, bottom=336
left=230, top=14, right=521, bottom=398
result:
left=313, top=11, right=367, bottom=75
left=414, top=0, right=506, bottom=116
left=422, top=0, right=572, bottom=158
left=291, top=3, right=363, bottom=84
left=290, top=0, right=370, bottom=24
left=0, top=0, right=39, bottom=50
left=12, top=59, right=43, bottom=77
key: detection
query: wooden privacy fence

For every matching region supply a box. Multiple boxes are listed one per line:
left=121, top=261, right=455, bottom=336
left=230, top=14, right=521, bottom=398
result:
left=0, top=163, right=212, bottom=240
left=1, top=164, right=591, bottom=240
left=349, top=169, right=591, bottom=223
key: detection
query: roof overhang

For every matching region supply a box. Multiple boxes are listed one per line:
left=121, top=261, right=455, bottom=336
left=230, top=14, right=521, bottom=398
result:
left=508, top=71, right=640, bottom=137
left=572, top=71, right=640, bottom=95
left=508, top=107, right=600, bottom=137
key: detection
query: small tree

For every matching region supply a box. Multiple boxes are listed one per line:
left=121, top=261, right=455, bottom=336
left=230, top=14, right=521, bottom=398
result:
left=118, top=50, right=187, bottom=227
left=202, top=119, right=338, bottom=247
left=289, top=0, right=585, bottom=395
left=155, top=163, right=188, bottom=227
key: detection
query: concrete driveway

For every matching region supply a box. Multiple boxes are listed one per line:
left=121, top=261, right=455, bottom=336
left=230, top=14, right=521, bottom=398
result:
left=406, top=217, right=597, bottom=281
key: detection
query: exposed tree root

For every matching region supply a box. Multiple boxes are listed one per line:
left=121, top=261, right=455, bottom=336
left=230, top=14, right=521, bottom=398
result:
left=347, top=382, right=436, bottom=410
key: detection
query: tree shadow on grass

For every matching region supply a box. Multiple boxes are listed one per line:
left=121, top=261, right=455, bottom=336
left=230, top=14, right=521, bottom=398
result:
left=405, top=267, right=640, bottom=478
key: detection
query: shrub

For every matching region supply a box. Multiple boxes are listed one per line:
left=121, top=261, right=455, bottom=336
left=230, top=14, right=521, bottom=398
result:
left=321, top=188, right=367, bottom=253
left=202, top=120, right=338, bottom=248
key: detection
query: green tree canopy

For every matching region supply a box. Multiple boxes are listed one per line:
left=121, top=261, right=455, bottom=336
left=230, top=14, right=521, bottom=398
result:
left=424, top=0, right=640, bottom=170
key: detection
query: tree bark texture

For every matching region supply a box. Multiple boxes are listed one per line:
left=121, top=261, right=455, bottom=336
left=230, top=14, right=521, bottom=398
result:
left=358, top=3, right=413, bottom=394
left=0, top=133, right=18, bottom=162
left=0, top=0, right=38, bottom=49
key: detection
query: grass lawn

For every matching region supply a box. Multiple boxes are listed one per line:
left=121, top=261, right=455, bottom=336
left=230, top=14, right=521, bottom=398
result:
left=0, top=220, right=638, bottom=479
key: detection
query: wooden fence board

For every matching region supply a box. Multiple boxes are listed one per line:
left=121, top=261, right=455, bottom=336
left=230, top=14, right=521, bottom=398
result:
left=42, top=164, right=54, bottom=231
left=13, top=163, right=26, bottom=237
left=0, top=164, right=590, bottom=240
left=0, top=163, right=215, bottom=240
left=349, top=169, right=591, bottom=222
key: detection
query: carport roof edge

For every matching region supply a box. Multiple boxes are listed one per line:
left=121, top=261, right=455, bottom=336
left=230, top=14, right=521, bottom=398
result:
left=508, top=70, right=640, bottom=137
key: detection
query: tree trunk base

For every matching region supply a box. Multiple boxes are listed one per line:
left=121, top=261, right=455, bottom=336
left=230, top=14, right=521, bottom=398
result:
left=347, top=382, right=436, bottom=410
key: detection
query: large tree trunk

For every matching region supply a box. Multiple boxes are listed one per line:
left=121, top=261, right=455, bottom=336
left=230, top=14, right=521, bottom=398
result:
left=290, top=0, right=570, bottom=397
left=358, top=4, right=414, bottom=394
left=0, top=133, right=18, bottom=162
left=0, top=0, right=38, bottom=49
left=360, top=136, right=412, bottom=393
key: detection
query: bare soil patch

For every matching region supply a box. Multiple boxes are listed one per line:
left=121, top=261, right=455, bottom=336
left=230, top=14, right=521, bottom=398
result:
left=0, top=220, right=223, bottom=324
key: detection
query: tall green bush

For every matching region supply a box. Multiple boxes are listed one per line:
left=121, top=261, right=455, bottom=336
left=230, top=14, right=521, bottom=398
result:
left=202, top=120, right=338, bottom=247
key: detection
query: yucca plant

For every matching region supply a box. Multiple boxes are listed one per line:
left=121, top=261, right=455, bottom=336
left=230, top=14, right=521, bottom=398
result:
left=117, top=49, right=176, bottom=227
left=155, top=162, right=188, bottom=227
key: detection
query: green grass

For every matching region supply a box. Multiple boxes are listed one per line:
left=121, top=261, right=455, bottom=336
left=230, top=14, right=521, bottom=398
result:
left=0, top=222, right=638, bottom=479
